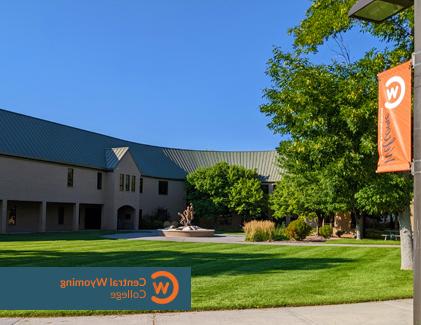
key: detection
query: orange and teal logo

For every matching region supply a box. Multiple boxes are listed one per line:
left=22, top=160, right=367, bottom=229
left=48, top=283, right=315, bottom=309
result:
left=0, top=267, right=191, bottom=310
left=151, top=271, right=179, bottom=305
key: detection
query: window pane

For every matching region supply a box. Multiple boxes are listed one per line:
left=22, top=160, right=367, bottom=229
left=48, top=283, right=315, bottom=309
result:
left=119, top=174, right=124, bottom=191
left=125, top=175, right=130, bottom=191
left=131, top=175, right=136, bottom=192
left=139, top=177, right=143, bottom=193
left=67, top=168, right=74, bottom=187
left=97, top=172, right=103, bottom=190
left=158, top=180, right=168, bottom=195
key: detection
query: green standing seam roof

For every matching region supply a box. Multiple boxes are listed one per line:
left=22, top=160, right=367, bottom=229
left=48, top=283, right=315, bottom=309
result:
left=105, top=147, right=130, bottom=169
left=0, top=109, right=281, bottom=182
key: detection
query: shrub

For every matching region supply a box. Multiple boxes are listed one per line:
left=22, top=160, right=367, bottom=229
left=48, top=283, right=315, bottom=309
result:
left=285, top=217, right=312, bottom=241
left=243, top=220, right=275, bottom=242
left=319, top=225, right=333, bottom=239
left=273, top=226, right=288, bottom=241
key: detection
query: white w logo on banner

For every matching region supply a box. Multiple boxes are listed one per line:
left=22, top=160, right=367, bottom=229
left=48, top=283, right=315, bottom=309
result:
left=385, top=76, right=405, bottom=110
left=386, top=85, right=399, bottom=101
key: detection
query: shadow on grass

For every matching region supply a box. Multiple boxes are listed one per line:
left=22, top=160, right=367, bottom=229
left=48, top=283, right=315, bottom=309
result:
left=0, top=231, right=116, bottom=242
left=0, top=248, right=352, bottom=276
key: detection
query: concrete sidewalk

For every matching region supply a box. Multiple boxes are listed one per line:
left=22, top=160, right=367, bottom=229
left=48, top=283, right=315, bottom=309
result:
left=0, top=299, right=413, bottom=325
left=103, top=231, right=400, bottom=248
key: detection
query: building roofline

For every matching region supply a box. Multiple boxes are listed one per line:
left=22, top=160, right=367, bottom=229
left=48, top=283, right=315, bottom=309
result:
left=0, top=108, right=277, bottom=154
left=0, top=152, right=110, bottom=172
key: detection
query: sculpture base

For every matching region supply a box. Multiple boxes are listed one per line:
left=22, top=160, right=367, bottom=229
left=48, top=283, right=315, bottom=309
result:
left=161, top=229, right=215, bottom=237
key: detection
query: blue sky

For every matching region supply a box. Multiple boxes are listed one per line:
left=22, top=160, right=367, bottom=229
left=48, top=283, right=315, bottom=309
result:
left=0, top=0, right=383, bottom=151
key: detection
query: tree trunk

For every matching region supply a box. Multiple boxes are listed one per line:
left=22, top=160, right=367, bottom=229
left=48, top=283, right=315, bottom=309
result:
left=316, top=216, right=321, bottom=236
left=398, top=207, right=413, bottom=270
left=355, top=214, right=364, bottom=240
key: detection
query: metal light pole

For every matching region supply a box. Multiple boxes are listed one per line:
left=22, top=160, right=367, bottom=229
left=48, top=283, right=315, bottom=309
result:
left=348, top=0, right=418, bottom=324
left=414, top=2, right=421, bottom=324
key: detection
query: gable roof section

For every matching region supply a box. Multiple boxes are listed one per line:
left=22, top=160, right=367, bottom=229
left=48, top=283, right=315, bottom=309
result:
left=105, top=147, right=130, bottom=169
left=0, top=109, right=281, bottom=182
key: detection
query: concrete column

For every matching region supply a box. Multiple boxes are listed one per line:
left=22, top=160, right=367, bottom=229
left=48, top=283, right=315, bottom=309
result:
left=100, top=205, right=108, bottom=230
left=72, top=203, right=80, bottom=231
left=102, top=203, right=117, bottom=230
left=1, top=200, right=7, bottom=234
left=133, top=210, right=140, bottom=231
left=39, top=201, right=47, bottom=232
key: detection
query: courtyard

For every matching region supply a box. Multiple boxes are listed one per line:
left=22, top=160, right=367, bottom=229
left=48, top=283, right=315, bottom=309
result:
left=0, top=231, right=412, bottom=317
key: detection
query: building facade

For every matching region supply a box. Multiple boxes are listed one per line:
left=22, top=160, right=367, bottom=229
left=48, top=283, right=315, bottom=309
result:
left=0, top=109, right=280, bottom=233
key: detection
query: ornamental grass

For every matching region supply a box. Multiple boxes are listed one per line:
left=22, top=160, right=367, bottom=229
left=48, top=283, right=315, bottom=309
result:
left=243, top=220, right=275, bottom=242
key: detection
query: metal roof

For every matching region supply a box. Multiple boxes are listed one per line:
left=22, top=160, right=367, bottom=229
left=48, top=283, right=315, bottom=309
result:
left=0, top=109, right=281, bottom=182
left=105, top=147, right=129, bottom=169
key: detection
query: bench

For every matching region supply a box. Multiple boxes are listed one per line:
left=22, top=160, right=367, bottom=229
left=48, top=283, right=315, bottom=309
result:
left=382, top=233, right=400, bottom=240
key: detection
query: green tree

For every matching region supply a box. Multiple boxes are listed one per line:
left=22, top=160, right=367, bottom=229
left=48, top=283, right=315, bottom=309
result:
left=289, top=0, right=412, bottom=65
left=186, top=162, right=265, bottom=223
left=262, top=0, right=413, bottom=268
left=263, top=51, right=382, bottom=237
left=270, top=170, right=338, bottom=234
left=292, top=0, right=413, bottom=268
left=228, top=178, right=265, bottom=218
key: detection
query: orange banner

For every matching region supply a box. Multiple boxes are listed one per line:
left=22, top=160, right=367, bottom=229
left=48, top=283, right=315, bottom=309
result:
left=377, top=61, right=412, bottom=173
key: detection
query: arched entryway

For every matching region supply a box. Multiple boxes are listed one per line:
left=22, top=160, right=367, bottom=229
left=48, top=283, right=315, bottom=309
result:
left=117, top=205, right=135, bottom=230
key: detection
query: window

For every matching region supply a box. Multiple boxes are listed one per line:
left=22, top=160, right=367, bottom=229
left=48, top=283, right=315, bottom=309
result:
left=58, top=207, right=65, bottom=225
left=119, top=174, right=124, bottom=191
left=125, top=175, right=130, bottom=191
left=139, top=177, right=143, bottom=193
left=67, top=168, right=74, bottom=187
left=158, top=180, right=168, bottom=195
left=131, top=175, right=136, bottom=192
left=261, top=184, right=269, bottom=195
left=8, top=207, right=16, bottom=226
left=97, top=172, right=103, bottom=190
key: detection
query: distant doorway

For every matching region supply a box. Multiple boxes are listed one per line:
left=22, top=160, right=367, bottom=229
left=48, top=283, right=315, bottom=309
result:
left=84, top=206, right=102, bottom=229
left=117, top=206, right=135, bottom=230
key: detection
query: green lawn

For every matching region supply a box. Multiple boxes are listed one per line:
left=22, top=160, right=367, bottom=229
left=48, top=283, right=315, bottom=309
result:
left=0, top=231, right=412, bottom=316
left=326, top=238, right=401, bottom=245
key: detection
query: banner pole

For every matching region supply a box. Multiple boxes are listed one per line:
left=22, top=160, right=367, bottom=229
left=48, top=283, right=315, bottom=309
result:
left=414, top=1, right=421, bottom=323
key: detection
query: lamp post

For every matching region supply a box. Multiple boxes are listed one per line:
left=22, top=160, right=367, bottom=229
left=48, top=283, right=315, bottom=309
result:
left=348, top=0, right=418, bottom=324
left=349, top=0, right=413, bottom=22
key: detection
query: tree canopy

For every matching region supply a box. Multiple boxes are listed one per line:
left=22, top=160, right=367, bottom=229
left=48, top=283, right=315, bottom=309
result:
left=262, top=1, right=413, bottom=223
left=186, top=162, right=266, bottom=220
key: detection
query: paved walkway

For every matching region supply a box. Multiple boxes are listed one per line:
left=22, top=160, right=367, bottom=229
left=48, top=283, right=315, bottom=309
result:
left=103, top=231, right=400, bottom=248
left=0, top=299, right=412, bottom=324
